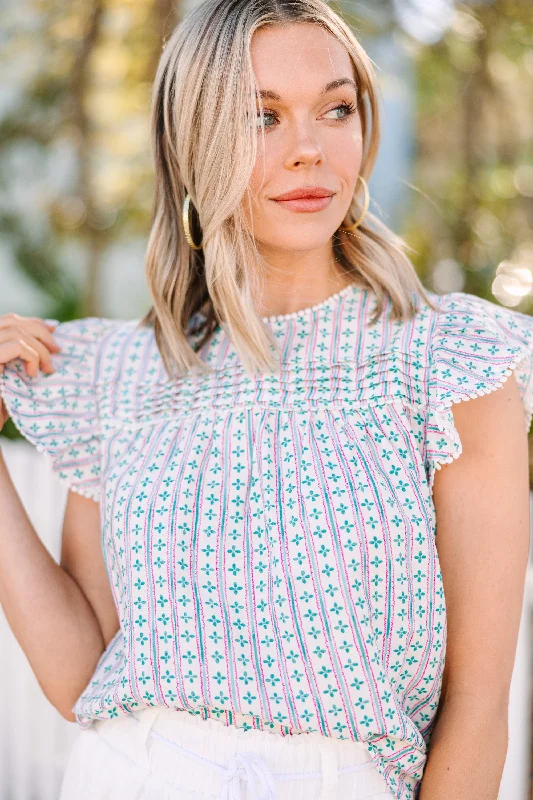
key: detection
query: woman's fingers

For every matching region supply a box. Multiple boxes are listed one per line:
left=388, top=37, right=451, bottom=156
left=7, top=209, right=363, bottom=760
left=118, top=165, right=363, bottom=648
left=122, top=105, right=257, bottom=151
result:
left=0, top=314, right=61, bottom=354
left=0, top=314, right=62, bottom=431
left=0, top=316, right=61, bottom=377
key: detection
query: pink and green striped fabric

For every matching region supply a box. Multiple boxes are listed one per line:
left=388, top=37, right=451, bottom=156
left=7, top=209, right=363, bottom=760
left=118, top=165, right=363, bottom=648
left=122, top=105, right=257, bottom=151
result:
left=2, top=283, right=533, bottom=800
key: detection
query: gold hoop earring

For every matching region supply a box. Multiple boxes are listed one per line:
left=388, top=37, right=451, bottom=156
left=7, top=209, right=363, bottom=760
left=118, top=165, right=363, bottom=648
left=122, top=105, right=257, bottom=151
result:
left=339, top=175, right=370, bottom=232
left=182, top=193, right=203, bottom=250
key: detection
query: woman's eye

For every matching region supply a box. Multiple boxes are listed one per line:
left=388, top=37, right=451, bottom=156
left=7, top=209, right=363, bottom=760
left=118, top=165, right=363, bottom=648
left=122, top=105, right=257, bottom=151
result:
left=324, top=103, right=356, bottom=121
left=256, top=111, right=276, bottom=129
left=256, top=102, right=356, bottom=131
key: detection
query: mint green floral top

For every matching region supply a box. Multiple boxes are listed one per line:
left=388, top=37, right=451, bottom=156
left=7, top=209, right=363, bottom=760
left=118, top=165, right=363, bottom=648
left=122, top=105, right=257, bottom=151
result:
left=1, top=284, right=532, bottom=800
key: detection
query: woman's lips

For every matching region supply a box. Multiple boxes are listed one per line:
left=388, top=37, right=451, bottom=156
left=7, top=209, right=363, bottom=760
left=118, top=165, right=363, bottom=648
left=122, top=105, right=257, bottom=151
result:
left=272, top=195, right=334, bottom=213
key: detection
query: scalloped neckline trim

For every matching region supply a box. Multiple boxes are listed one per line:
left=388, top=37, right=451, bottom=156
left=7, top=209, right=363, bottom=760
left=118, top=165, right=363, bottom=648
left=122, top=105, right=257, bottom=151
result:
left=260, top=281, right=362, bottom=324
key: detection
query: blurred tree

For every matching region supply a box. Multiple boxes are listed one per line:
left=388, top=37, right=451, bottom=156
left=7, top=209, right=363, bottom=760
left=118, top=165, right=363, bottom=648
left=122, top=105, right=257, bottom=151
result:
left=0, top=0, right=179, bottom=326
left=402, top=0, right=533, bottom=310
left=338, top=0, right=456, bottom=43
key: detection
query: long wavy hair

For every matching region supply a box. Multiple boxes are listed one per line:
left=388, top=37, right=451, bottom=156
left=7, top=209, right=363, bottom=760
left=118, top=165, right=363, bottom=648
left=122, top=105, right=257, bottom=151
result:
left=139, top=0, right=437, bottom=378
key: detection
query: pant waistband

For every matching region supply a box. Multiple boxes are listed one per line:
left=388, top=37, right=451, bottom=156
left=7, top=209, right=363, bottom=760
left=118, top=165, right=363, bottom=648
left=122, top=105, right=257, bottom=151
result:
left=129, top=708, right=377, bottom=800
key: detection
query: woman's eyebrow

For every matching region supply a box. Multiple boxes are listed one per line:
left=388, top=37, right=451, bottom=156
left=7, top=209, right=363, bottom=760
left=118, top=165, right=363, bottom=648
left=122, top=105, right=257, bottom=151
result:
left=256, top=77, right=357, bottom=101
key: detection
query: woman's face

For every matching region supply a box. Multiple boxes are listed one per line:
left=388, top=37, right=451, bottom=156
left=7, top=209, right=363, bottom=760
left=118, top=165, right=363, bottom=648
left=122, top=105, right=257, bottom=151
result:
left=243, top=22, right=363, bottom=256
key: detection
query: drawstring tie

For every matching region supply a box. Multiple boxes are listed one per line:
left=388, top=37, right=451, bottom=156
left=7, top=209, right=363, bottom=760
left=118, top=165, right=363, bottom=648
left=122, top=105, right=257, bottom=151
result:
left=131, top=711, right=376, bottom=800
left=220, top=752, right=278, bottom=800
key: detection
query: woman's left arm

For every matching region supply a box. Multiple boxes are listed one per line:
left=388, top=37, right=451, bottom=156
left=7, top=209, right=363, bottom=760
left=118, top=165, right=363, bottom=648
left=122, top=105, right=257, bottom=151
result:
left=419, top=372, right=531, bottom=800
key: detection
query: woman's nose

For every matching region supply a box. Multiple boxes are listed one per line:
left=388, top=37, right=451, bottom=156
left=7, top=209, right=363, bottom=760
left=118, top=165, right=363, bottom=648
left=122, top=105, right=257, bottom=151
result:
left=284, top=132, right=324, bottom=168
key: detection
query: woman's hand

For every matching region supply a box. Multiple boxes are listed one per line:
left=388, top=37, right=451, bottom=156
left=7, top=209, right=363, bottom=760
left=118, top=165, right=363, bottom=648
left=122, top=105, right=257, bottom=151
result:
left=0, top=313, right=61, bottom=429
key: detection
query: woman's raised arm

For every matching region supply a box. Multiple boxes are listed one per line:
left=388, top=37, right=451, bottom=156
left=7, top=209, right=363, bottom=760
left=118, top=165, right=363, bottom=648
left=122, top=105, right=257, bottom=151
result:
left=0, top=314, right=108, bottom=722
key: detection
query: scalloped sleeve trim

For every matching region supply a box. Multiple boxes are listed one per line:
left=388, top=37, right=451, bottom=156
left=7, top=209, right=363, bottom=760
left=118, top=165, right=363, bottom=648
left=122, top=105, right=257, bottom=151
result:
left=425, top=293, right=533, bottom=490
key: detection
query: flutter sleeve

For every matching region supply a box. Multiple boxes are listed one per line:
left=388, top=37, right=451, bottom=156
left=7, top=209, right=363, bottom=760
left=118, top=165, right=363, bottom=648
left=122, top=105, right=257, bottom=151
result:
left=0, top=317, right=116, bottom=502
left=425, top=292, right=533, bottom=490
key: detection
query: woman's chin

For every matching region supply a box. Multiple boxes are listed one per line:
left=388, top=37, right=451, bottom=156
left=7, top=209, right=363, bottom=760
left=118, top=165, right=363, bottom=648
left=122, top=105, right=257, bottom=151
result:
left=254, top=233, right=336, bottom=253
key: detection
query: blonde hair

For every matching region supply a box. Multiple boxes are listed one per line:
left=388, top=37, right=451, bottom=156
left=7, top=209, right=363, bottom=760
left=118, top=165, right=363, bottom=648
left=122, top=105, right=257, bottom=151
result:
left=139, top=0, right=437, bottom=379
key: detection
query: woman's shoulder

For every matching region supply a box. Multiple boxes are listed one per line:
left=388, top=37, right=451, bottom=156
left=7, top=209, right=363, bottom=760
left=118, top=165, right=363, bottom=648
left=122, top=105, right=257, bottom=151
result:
left=421, top=289, right=533, bottom=410
left=45, top=314, right=142, bottom=362
left=0, top=315, right=130, bottom=388
left=90, top=316, right=160, bottom=383
left=416, top=290, right=533, bottom=487
left=0, top=314, right=161, bottom=409
left=369, top=289, right=533, bottom=489
left=93, top=313, right=208, bottom=386
left=420, top=287, right=533, bottom=340
left=399, top=289, right=533, bottom=377
left=0, top=315, right=139, bottom=500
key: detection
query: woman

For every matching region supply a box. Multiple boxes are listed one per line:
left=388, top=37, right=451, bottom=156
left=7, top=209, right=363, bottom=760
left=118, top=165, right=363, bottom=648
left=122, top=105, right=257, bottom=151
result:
left=0, top=1, right=530, bottom=798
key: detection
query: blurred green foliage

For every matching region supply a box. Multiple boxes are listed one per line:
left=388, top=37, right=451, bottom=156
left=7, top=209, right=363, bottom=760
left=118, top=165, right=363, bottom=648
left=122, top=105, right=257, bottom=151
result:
left=402, top=2, right=533, bottom=308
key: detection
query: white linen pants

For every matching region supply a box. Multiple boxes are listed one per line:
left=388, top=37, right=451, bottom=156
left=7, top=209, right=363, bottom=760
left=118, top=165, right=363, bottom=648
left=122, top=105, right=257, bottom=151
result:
left=58, top=707, right=396, bottom=800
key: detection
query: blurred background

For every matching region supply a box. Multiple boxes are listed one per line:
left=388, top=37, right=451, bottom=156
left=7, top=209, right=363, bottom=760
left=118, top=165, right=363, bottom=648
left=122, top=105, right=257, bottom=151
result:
left=0, top=0, right=532, bottom=797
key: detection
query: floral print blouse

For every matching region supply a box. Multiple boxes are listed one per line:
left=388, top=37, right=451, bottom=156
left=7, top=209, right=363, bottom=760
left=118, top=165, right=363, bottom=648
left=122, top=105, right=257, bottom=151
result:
left=1, top=283, right=532, bottom=800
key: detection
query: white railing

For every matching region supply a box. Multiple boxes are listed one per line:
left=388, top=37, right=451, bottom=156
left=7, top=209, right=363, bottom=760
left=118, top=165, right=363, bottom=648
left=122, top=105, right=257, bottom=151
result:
left=0, top=440, right=531, bottom=799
